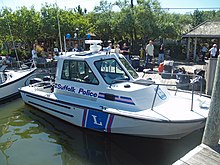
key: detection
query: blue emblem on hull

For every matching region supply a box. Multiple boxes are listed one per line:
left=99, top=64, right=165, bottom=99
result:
left=86, top=110, right=108, bottom=131
left=82, top=109, right=114, bottom=132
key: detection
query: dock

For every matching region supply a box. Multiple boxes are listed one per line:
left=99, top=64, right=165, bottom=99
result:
left=173, top=144, right=220, bottom=165
left=139, top=62, right=205, bottom=91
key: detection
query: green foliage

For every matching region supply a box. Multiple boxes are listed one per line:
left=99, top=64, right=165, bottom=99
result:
left=0, top=1, right=220, bottom=57
left=191, top=10, right=220, bottom=27
left=191, top=10, right=205, bottom=27
left=73, top=5, right=87, bottom=15
left=40, top=4, right=59, bottom=41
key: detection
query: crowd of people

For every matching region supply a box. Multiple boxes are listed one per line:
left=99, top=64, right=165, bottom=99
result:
left=200, top=43, right=218, bottom=62
left=108, top=40, right=163, bottom=68
left=1, top=39, right=219, bottom=69
left=100, top=40, right=219, bottom=69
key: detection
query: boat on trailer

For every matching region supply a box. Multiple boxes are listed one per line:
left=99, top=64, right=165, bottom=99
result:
left=19, top=41, right=211, bottom=139
left=0, top=64, right=36, bottom=102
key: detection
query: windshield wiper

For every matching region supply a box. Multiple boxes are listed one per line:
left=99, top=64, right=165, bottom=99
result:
left=133, top=79, right=155, bottom=86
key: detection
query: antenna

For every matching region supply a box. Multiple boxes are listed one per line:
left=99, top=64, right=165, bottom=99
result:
left=56, top=0, right=63, bottom=53
left=64, top=36, right=67, bottom=53
left=7, top=20, right=21, bottom=68
left=1, top=5, right=21, bottom=68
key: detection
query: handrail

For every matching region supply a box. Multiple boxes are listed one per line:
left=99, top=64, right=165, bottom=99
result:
left=143, top=73, right=206, bottom=111
left=24, top=71, right=56, bottom=86
left=151, top=85, right=159, bottom=110
left=150, top=82, right=202, bottom=111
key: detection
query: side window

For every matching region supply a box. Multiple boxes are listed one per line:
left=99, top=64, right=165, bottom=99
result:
left=69, top=60, right=78, bottom=80
left=61, top=60, right=99, bottom=85
left=61, top=60, right=70, bottom=79
left=95, top=59, right=129, bottom=84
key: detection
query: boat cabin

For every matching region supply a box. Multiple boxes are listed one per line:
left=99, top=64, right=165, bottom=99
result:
left=56, top=52, right=139, bottom=86
left=53, top=50, right=169, bottom=112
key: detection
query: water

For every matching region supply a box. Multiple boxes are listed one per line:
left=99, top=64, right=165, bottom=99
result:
left=0, top=98, right=204, bottom=165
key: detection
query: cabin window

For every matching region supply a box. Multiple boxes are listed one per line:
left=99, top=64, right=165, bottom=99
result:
left=94, top=58, right=129, bottom=84
left=61, top=60, right=99, bottom=85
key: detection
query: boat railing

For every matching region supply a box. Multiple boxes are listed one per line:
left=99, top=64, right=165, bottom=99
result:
left=112, top=71, right=207, bottom=111
left=4, top=60, right=36, bottom=71
left=24, top=71, right=56, bottom=86
left=148, top=72, right=208, bottom=111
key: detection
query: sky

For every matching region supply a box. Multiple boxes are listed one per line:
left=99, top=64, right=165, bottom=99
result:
left=0, top=0, right=220, bottom=14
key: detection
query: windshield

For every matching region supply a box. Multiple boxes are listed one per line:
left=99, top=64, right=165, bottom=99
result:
left=94, top=58, right=129, bottom=84
left=119, top=57, right=139, bottom=79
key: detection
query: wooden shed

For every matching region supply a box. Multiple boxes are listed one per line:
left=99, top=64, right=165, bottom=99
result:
left=182, top=20, right=220, bottom=60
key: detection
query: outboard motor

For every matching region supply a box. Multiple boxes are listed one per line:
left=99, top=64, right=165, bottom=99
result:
left=43, top=76, right=50, bottom=81
left=30, top=78, right=43, bottom=84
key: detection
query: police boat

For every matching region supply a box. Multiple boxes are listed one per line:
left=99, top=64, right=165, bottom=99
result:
left=19, top=40, right=211, bottom=139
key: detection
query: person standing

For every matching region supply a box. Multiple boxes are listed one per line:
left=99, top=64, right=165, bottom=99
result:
left=209, top=44, right=217, bottom=58
left=115, top=44, right=120, bottom=54
left=120, top=43, right=130, bottom=62
left=5, top=55, right=12, bottom=66
left=201, top=45, right=208, bottom=62
left=158, top=43, right=164, bottom=65
left=107, top=42, right=113, bottom=54
left=72, top=44, right=79, bottom=52
left=32, top=48, right=38, bottom=60
left=145, top=40, right=154, bottom=66
left=40, top=42, right=47, bottom=58
left=32, top=48, right=38, bottom=67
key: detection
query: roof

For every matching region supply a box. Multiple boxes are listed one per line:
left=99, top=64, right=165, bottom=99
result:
left=182, top=20, right=220, bottom=38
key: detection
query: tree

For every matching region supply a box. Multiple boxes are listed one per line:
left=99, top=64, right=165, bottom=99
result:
left=13, top=7, right=41, bottom=47
left=92, top=1, right=115, bottom=43
left=1, top=1, right=219, bottom=58
left=191, top=10, right=205, bottom=27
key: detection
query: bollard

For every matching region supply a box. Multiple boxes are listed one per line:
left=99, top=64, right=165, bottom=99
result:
left=202, top=55, right=220, bottom=147
left=206, top=58, right=217, bottom=95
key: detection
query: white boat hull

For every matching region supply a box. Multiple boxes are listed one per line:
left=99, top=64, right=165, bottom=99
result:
left=18, top=51, right=210, bottom=139
left=20, top=89, right=207, bottom=139
left=0, top=69, right=36, bottom=101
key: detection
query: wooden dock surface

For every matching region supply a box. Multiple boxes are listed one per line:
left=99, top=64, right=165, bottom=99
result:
left=173, top=144, right=220, bottom=165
